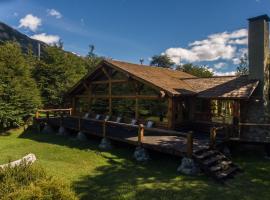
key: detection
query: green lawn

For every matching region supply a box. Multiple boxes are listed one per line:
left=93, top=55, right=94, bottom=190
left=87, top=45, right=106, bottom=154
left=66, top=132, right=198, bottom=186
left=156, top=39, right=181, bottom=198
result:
left=0, top=127, right=270, bottom=200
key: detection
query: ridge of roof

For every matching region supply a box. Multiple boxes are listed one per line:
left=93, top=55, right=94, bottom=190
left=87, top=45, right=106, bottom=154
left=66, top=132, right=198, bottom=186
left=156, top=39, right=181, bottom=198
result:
left=104, top=59, right=195, bottom=77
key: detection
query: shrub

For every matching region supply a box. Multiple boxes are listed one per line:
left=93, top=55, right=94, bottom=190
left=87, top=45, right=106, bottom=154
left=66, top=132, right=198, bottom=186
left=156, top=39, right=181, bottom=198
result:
left=0, top=162, right=78, bottom=200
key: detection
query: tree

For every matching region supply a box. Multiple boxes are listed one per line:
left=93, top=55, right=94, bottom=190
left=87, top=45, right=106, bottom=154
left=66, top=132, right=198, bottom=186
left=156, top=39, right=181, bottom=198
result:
left=236, top=53, right=249, bottom=76
left=86, top=44, right=102, bottom=72
left=150, top=55, right=175, bottom=68
left=0, top=42, right=41, bottom=129
left=176, top=63, right=213, bottom=78
left=33, top=46, right=90, bottom=107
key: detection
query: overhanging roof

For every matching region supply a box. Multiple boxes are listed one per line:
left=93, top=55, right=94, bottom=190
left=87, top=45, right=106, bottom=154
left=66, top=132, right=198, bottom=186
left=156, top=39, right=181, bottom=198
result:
left=67, top=59, right=259, bottom=99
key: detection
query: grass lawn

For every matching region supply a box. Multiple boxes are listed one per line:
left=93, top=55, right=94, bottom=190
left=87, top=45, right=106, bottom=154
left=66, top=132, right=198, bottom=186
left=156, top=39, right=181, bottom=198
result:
left=0, top=127, right=270, bottom=200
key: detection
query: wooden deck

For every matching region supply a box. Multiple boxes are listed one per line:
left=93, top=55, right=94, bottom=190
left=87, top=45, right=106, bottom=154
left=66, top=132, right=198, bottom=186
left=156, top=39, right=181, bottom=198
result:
left=34, top=110, right=241, bottom=181
left=36, top=116, right=222, bottom=157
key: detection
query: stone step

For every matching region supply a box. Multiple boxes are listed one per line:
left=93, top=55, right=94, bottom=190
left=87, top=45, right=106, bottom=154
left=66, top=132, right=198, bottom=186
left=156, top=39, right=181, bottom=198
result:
left=203, top=155, right=226, bottom=166
left=194, top=150, right=217, bottom=160
left=193, top=148, right=208, bottom=155
left=216, top=166, right=239, bottom=180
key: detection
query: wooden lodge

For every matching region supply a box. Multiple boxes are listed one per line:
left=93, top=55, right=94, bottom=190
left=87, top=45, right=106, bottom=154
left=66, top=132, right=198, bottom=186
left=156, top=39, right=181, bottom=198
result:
left=35, top=15, right=270, bottom=181
left=66, top=59, right=258, bottom=134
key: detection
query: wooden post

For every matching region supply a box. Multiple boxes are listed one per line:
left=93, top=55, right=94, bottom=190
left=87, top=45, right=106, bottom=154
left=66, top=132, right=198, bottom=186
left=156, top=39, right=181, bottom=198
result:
left=35, top=111, right=39, bottom=119
left=210, top=127, right=217, bottom=149
left=102, top=120, right=107, bottom=138
left=138, top=124, right=144, bottom=144
left=134, top=82, right=139, bottom=120
left=225, top=125, right=229, bottom=140
left=78, top=117, right=81, bottom=131
left=186, top=131, right=193, bottom=158
left=72, top=98, right=76, bottom=115
left=109, top=80, right=112, bottom=115
left=69, top=108, right=72, bottom=116
left=167, top=97, right=175, bottom=129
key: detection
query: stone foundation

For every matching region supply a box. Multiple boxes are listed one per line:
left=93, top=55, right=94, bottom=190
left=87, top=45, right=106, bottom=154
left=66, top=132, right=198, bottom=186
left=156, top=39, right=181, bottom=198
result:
left=133, top=146, right=149, bottom=162
left=242, top=98, right=270, bottom=142
left=76, top=131, right=87, bottom=141
left=177, top=157, right=199, bottom=175
left=57, top=126, right=67, bottom=136
left=99, top=138, right=112, bottom=150
left=41, top=124, right=53, bottom=134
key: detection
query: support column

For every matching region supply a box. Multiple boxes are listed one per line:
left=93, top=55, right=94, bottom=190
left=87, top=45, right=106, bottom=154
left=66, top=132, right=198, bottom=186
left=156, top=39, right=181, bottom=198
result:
left=134, top=124, right=149, bottom=161
left=167, top=97, right=175, bottom=129
left=99, top=120, right=112, bottom=150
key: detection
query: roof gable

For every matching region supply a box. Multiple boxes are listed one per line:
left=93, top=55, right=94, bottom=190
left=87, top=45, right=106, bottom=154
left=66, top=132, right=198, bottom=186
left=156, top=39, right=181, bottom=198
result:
left=67, top=59, right=259, bottom=99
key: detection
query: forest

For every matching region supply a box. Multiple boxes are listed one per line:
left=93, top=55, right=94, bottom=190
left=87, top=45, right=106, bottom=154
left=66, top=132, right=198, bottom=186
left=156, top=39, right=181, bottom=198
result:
left=0, top=42, right=100, bottom=130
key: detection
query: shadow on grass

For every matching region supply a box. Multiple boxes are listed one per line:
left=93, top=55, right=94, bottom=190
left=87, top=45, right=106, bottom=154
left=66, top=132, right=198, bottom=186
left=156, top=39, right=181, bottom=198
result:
left=73, top=151, right=270, bottom=200
left=19, top=126, right=270, bottom=200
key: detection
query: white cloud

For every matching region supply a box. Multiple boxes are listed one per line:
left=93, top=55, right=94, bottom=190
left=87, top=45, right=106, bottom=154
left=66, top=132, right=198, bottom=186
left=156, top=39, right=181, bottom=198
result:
left=19, top=14, right=42, bottom=32
left=47, top=9, right=62, bottom=19
left=31, top=33, right=60, bottom=45
left=165, top=28, right=248, bottom=64
left=214, top=62, right=227, bottom=69
left=213, top=71, right=236, bottom=76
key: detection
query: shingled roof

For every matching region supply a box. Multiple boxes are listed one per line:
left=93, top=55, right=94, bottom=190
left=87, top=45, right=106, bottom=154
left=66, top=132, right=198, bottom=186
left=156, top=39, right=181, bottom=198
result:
left=105, top=60, right=196, bottom=96
left=68, top=59, right=259, bottom=99
left=183, top=76, right=259, bottom=99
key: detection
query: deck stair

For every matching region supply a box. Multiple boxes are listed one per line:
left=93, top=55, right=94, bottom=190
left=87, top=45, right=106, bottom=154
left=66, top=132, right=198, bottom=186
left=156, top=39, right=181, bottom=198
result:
left=193, top=148, right=241, bottom=182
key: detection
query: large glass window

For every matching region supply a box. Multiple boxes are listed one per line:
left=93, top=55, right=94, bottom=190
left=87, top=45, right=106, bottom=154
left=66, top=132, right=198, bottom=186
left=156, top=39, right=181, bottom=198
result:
left=195, top=99, right=239, bottom=124
left=112, top=99, right=135, bottom=118
left=91, top=99, right=109, bottom=114
left=75, top=98, right=89, bottom=113
left=138, top=99, right=168, bottom=123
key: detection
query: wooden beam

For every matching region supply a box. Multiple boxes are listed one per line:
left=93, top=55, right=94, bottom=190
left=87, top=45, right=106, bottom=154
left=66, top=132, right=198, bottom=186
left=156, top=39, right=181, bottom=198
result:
left=109, top=78, right=112, bottom=115
left=72, top=98, right=76, bottom=115
left=186, top=131, right=193, bottom=158
left=102, top=67, right=110, bottom=79
left=167, top=97, right=175, bottom=129
left=89, top=95, right=161, bottom=99
left=135, top=82, right=139, bottom=120
left=138, top=124, right=144, bottom=144
left=91, top=79, right=128, bottom=84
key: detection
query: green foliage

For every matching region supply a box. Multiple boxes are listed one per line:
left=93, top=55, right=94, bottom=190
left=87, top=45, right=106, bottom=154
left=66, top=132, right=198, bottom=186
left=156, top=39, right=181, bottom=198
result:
left=0, top=162, right=78, bottom=200
left=150, top=54, right=175, bottom=68
left=236, top=53, right=249, bottom=76
left=33, top=46, right=98, bottom=107
left=177, top=63, right=214, bottom=78
left=0, top=42, right=41, bottom=129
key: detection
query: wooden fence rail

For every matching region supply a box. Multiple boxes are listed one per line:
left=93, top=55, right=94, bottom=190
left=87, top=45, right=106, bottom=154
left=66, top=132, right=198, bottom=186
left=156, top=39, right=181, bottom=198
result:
left=35, top=108, right=72, bottom=119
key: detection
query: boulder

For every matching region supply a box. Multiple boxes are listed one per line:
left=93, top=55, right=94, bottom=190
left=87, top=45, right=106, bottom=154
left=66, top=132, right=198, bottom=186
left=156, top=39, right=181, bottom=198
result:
left=0, top=153, right=37, bottom=169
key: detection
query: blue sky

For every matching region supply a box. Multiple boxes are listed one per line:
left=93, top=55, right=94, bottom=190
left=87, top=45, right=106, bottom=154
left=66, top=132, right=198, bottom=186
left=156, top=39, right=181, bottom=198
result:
left=0, top=0, right=269, bottom=75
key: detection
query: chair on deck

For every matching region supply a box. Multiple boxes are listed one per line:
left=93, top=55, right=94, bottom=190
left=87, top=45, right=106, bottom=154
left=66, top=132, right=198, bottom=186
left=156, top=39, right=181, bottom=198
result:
left=104, top=115, right=110, bottom=121
left=83, top=113, right=89, bottom=119
left=130, top=119, right=137, bottom=125
left=95, top=114, right=101, bottom=120
left=146, top=120, right=154, bottom=128
left=116, top=116, right=122, bottom=123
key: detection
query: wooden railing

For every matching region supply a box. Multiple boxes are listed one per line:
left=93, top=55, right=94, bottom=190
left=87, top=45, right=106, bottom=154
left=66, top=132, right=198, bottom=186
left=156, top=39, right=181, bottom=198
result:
left=35, top=108, right=72, bottom=119
left=37, top=113, right=195, bottom=157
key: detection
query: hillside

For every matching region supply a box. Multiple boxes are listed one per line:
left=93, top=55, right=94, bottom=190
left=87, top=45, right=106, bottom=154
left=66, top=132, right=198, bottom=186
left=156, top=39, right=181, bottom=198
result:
left=0, top=21, right=47, bottom=55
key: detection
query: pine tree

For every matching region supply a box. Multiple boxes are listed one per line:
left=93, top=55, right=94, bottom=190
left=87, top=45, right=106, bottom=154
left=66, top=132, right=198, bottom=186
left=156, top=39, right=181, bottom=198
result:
left=0, top=42, right=41, bottom=129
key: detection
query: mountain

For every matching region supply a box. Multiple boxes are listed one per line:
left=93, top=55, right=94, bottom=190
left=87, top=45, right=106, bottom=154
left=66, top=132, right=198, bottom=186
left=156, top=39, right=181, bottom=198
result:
left=0, top=21, right=47, bottom=55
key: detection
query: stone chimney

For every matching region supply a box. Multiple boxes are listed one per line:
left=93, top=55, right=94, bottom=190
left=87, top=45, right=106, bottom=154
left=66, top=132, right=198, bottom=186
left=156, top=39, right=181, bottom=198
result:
left=248, top=14, right=270, bottom=99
